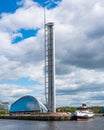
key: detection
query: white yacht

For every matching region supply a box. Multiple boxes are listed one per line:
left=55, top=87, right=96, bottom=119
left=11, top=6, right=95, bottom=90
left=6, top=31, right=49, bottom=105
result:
left=73, top=104, right=94, bottom=121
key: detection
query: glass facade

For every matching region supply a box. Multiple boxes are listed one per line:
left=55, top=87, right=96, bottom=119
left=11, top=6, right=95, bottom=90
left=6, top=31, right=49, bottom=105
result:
left=9, top=95, right=47, bottom=113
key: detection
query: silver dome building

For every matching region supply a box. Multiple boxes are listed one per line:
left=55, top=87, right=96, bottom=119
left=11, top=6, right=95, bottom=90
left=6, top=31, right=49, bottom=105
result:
left=9, top=95, right=47, bottom=115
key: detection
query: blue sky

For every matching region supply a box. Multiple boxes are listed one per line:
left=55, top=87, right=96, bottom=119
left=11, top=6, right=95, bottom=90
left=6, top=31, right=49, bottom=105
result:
left=0, top=77, right=41, bottom=86
left=0, top=0, right=21, bottom=13
left=0, top=0, right=104, bottom=107
left=12, top=29, right=39, bottom=43
left=0, top=0, right=61, bottom=13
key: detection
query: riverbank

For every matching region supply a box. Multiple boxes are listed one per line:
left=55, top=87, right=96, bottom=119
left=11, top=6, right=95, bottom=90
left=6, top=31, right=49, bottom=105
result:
left=94, top=113, right=104, bottom=116
left=0, top=112, right=103, bottom=121
left=0, top=112, right=71, bottom=121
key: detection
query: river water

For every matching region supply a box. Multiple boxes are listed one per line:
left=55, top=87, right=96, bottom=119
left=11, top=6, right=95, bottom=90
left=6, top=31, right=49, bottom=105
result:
left=0, top=117, right=103, bottom=130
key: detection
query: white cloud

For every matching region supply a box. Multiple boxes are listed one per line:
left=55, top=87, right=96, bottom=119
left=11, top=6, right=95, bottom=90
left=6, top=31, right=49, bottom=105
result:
left=0, top=3, right=43, bottom=32
left=17, top=0, right=36, bottom=7
left=0, top=83, right=44, bottom=105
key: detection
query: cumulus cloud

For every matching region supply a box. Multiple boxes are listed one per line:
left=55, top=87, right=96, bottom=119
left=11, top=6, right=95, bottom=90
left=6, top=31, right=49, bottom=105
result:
left=54, top=0, right=104, bottom=70
left=0, top=83, right=44, bottom=104
left=17, top=0, right=36, bottom=7
left=0, top=5, right=43, bottom=32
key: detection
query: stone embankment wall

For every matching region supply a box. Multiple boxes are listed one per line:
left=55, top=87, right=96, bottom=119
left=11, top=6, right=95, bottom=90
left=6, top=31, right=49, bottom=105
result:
left=0, top=112, right=71, bottom=121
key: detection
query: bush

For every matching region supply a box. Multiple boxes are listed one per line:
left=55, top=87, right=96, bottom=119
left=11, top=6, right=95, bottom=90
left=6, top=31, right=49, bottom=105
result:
left=0, top=110, right=9, bottom=116
left=56, top=107, right=77, bottom=113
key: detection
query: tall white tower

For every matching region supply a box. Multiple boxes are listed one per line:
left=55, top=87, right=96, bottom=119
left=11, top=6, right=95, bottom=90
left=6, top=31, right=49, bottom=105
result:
left=44, top=22, right=56, bottom=112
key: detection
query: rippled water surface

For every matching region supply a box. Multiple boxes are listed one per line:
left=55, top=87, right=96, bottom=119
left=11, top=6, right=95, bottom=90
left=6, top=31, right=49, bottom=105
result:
left=0, top=117, right=103, bottom=130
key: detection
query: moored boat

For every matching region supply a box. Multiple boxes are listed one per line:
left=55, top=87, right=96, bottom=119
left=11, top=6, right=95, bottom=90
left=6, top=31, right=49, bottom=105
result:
left=73, top=104, right=94, bottom=121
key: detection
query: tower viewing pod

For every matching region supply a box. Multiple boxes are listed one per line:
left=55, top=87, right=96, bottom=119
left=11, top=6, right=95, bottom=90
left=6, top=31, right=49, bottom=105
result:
left=44, top=22, right=56, bottom=112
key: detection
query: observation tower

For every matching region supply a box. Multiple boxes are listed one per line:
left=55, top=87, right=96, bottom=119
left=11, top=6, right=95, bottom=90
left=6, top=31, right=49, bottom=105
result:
left=44, top=22, right=56, bottom=112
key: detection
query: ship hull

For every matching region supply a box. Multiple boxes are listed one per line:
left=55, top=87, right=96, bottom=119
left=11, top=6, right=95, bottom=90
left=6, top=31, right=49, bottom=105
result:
left=75, top=116, right=94, bottom=121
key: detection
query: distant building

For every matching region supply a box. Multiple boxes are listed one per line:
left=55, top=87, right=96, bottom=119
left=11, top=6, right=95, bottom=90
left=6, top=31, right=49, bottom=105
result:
left=100, top=107, right=104, bottom=113
left=0, top=102, right=9, bottom=110
left=9, top=95, right=48, bottom=115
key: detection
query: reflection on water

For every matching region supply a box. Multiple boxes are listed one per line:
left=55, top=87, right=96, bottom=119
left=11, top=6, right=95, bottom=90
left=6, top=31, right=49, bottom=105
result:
left=0, top=117, right=103, bottom=130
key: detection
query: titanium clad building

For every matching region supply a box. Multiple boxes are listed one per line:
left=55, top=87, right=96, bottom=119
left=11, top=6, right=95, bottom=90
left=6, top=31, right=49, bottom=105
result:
left=9, top=95, right=47, bottom=115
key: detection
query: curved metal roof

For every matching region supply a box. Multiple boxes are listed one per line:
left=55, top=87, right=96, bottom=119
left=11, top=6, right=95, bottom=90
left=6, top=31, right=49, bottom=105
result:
left=9, top=95, right=47, bottom=113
